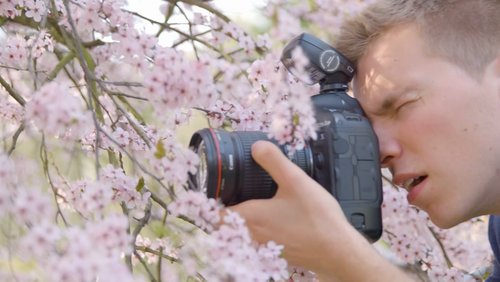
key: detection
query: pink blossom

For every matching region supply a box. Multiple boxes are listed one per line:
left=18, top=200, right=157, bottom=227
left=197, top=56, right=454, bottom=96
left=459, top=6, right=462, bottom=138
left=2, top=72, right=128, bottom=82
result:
left=0, top=95, right=23, bottom=124
left=177, top=210, right=288, bottom=281
left=19, top=222, right=62, bottom=259
left=87, top=214, right=133, bottom=257
left=168, top=190, right=221, bottom=232
left=99, top=164, right=151, bottom=217
left=62, top=180, right=113, bottom=218
left=144, top=47, right=217, bottom=111
left=289, top=266, right=318, bottom=282
left=0, top=0, right=22, bottom=18
left=27, top=30, right=54, bottom=59
left=12, top=188, right=55, bottom=225
left=135, top=235, right=178, bottom=264
left=0, top=35, right=28, bottom=67
left=146, top=132, right=200, bottom=188
left=24, top=82, right=93, bottom=141
left=24, top=0, right=47, bottom=22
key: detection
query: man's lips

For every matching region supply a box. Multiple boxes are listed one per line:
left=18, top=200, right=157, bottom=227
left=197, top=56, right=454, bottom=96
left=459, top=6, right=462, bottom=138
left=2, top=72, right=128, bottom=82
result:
left=393, top=174, right=428, bottom=204
left=406, top=176, right=428, bottom=204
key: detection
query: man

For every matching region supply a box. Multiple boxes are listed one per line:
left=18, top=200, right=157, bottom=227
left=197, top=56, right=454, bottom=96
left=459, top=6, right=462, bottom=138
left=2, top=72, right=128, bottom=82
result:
left=231, top=0, right=500, bottom=281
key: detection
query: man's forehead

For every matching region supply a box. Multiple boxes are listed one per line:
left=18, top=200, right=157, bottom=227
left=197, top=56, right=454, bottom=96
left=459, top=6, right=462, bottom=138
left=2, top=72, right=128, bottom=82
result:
left=351, top=26, right=420, bottom=113
left=352, top=70, right=400, bottom=111
left=353, top=69, right=397, bottom=94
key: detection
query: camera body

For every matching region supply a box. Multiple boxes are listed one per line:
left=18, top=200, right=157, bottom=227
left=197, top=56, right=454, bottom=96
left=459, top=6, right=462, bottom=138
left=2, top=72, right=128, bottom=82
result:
left=189, top=33, right=383, bottom=241
left=308, top=88, right=383, bottom=241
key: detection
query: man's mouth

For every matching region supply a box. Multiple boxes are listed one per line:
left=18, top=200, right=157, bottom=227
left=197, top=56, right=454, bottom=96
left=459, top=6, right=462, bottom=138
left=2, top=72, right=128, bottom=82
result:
left=401, top=176, right=427, bottom=190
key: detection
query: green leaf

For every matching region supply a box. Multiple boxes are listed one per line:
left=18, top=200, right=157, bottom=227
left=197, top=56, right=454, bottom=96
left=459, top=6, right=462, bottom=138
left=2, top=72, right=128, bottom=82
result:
left=292, top=113, right=300, bottom=125
left=136, top=177, right=145, bottom=192
left=154, top=140, right=166, bottom=159
left=308, top=0, right=318, bottom=10
left=0, top=17, right=7, bottom=27
left=107, top=150, right=119, bottom=166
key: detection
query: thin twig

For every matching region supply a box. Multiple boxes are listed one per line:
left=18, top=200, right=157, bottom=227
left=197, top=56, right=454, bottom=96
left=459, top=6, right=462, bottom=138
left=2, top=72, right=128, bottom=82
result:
left=171, top=29, right=211, bottom=48
left=123, top=9, right=232, bottom=61
left=157, top=246, right=163, bottom=282
left=0, top=64, right=47, bottom=73
left=175, top=3, right=199, bottom=60
left=176, top=0, right=230, bottom=22
left=108, top=91, right=148, bottom=101
left=93, top=123, right=177, bottom=200
left=95, top=79, right=143, bottom=88
left=103, top=91, right=152, bottom=148
left=1, top=221, right=20, bottom=282
left=428, top=227, right=453, bottom=268
left=132, top=200, right=152, bottom=240
left=149, top=191, right=169, bottom=210
left=134, top=250, right=158, bottom=282
left=7, top=123, right=24, bottom=156
left=193, top=106, right=240, bottom=124
left=155, top=0, right=178, bottom=37
left=0, top=75, right=26, bottom=106
left=61, top=0, right=103, bottom=176
left=136, top=246, right=178, bottom=263
left=40, top=136, right=69, bottom=227
left=120, top=201, right=133, bottom=271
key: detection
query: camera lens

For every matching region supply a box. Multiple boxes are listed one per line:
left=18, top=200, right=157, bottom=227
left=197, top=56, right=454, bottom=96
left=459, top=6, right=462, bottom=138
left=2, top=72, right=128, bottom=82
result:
left=189, top=128, right=314, bottom=206
left=196, top=140, right=209, bottom=195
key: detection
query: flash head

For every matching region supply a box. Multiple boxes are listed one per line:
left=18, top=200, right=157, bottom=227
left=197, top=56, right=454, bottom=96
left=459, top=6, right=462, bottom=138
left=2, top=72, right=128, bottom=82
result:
left=281, top=33, right=355, bottom=87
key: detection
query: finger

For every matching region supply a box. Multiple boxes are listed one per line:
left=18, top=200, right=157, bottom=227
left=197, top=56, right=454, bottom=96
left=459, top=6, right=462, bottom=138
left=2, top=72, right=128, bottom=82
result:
left=251, top=140, right=309, bottom=187
left=228, top=200, right=272, bottom=243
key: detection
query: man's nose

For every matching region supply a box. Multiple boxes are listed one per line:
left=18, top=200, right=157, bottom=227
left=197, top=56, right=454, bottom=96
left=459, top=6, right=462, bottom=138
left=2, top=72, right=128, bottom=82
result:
left=374, top=124, right=402, bottom=168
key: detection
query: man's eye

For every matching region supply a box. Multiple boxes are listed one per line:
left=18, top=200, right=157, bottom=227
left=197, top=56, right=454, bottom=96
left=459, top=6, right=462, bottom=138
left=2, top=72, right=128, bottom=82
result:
left=395, top=98, right=421, bottom=114
left=395, top=101, right=412, bottom=112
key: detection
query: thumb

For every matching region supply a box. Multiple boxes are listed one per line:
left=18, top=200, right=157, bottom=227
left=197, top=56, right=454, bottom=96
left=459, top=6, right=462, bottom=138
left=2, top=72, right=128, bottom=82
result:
left=251, top=140, right=309, bottom=187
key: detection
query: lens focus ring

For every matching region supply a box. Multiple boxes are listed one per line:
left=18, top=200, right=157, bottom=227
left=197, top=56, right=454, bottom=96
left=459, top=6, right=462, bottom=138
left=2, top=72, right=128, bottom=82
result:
left=236, top=132, right=277, bottom=202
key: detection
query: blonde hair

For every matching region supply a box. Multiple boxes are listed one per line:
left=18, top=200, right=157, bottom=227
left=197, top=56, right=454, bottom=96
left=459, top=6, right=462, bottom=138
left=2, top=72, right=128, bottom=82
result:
left=335, top=0, right=500, bottom=77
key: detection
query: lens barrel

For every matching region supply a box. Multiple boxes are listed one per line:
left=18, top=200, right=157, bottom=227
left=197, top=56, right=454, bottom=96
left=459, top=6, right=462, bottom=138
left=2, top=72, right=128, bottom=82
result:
left=189, top=129, right=313, bottom=206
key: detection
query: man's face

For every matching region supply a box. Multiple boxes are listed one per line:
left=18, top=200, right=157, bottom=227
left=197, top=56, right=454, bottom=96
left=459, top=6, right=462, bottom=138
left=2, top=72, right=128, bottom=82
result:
left=353, top=23, right=500, bottom=228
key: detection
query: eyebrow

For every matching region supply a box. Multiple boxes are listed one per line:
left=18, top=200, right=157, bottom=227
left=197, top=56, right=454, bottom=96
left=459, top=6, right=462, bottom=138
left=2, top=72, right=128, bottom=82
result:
left=369, top=86, right=418, bottom=116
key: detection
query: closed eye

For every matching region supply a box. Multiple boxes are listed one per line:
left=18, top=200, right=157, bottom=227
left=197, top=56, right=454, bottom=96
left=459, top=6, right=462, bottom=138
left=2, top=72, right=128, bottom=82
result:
left=394, top=97, right=422, bottom=116
left=395, top=101, right=413, bottom=112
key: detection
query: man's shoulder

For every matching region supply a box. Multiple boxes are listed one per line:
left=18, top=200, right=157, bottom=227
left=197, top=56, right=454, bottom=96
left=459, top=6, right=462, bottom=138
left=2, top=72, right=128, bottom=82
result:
left=488, top=215, right=500, bottom=282
left=490, top=215, right=500, bottom=249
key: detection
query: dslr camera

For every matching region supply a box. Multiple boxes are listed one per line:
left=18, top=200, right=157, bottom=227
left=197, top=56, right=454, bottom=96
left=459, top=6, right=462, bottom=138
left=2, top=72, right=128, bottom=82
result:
left=189, top=33, right=383, bottom=241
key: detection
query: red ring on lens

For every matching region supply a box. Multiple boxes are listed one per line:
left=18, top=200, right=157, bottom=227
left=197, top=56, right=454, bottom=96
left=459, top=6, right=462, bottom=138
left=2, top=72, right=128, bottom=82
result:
left=208, top=128, right=222, bottom=199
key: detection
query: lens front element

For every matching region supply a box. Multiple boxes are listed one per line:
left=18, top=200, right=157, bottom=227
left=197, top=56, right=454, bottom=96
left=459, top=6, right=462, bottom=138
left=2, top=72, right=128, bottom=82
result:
left=196, top=140, right=208, bottom=195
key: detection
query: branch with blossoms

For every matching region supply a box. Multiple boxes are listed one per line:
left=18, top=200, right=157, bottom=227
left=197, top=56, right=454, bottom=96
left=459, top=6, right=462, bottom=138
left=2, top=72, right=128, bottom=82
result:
left=0, top=0, right=315, bottom=280
left=0, top=0, right=493, bottom=281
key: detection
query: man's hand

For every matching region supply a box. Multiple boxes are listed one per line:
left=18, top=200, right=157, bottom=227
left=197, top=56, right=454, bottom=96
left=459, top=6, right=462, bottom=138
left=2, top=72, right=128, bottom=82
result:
left=229, top=141, right=413, bottom=281
left=229, top=141, right=353, bottom=273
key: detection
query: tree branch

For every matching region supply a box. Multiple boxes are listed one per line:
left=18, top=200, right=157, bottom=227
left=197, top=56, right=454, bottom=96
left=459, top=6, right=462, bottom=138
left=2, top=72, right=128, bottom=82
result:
left=7, top=123, right=24, bottom=156
left=0, top=75, right=26, bottom=106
